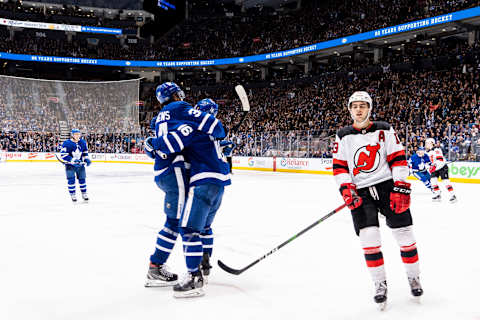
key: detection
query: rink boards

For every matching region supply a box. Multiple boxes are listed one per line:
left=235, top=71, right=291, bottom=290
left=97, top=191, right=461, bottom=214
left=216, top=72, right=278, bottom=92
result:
left=3, top=152, right=480, bottom=184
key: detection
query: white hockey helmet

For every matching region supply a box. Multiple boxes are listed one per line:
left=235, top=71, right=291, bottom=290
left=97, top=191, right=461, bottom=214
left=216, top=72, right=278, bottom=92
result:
left=425, top=138, right=435, bottom=149
left=348, top=91, right=372, bottom=125
left=348, top=91, right=373, bottom=109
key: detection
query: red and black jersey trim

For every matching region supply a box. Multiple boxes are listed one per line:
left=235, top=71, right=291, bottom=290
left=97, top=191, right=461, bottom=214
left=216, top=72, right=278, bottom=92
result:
left=387, top=150, right=407, bottom=168
left=333, top=159, right=349, bottom=175
left=337, top=121, right=391, bottom=140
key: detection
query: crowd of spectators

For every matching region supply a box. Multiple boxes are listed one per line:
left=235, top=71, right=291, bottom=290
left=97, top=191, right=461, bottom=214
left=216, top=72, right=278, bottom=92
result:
left=0, top=75, right=141, bottom=134
left=1, top=2, right=480, bottom=161
left=0, top=0, right=479, bottom=61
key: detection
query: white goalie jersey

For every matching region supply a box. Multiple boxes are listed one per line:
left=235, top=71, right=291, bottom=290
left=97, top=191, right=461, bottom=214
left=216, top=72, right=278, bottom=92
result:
left=332, top=122, right=409, bottom=189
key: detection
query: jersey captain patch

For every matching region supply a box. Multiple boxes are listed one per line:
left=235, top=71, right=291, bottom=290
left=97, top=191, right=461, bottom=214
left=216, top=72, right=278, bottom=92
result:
left=353, top=143, right=380, bottom=176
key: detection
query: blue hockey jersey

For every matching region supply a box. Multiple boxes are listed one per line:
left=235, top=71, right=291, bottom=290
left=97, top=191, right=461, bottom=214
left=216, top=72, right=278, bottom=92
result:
left=150, top=126, right=231, bottom=187
left=148, top=101, right=226, bottom=177
left=60, top=139, right=89, bottom=166
left=408, top=153, right=431, bottom=172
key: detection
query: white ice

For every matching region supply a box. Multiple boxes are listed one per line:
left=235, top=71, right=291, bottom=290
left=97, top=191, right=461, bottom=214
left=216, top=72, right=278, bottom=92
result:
left=1, top=162, right=479, bottom=320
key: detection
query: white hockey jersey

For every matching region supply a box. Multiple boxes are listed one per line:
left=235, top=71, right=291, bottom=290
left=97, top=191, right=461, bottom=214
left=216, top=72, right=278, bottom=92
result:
left=333, top=121, right=408, bottom=189
left=427, top=147, right=446, bottom=170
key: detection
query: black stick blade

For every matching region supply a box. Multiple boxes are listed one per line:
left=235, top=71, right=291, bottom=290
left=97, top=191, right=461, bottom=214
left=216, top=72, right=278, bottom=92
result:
left=217, top=260, right=244, bottom=275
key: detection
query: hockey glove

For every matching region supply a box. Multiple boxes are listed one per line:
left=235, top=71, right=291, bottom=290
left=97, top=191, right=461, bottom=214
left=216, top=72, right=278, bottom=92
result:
left=428, top=165, right=436, bottom=174
left=390, top=181, right=411, bottom=214
left=84, top=158, right=92, bottom=167
left=221, top=141, right=236, bottom=157
left=145, top=149, right=155, bottom=159
left=144, top=137, right=168, bottom=159
left=144, top=137, right=155, bottom=153
left=339, top=183, right=363, bottom=210
left=72, top=159, right=83, bottom=167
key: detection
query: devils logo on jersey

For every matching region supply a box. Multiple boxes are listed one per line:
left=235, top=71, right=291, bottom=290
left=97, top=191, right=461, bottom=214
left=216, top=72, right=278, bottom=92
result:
left=353, top=143, right=380, bottom=176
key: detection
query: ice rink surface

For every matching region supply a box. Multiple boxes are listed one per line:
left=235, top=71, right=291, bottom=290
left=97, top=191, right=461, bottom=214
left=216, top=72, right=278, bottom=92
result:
left=1, top=162, right=479, bottom=320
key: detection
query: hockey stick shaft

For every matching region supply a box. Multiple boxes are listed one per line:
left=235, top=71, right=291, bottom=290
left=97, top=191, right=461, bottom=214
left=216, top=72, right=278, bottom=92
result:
left=55, top=153, right=85, bottom=166
left=218, top=203, right=347, bottom=275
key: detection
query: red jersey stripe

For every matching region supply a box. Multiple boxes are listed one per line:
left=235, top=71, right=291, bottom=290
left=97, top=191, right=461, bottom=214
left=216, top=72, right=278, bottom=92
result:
left=387, top=150, right=406, bottom=163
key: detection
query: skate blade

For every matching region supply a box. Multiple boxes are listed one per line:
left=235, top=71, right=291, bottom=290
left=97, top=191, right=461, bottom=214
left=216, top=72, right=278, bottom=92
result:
left=449, top=199, right=458, bottom=204
left=144, top=279, right=178, bottom=287
left=173, top=288, right=205, bottom=298
left=411, top=296, right=421, bottom=304
left=377, top=301, right=387, bottom=311
left=432, top=199, right=441, bottom=202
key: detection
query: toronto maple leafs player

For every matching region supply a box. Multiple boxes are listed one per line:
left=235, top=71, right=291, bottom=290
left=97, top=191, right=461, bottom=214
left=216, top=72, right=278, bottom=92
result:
left=193, top=99, right=236, bottom=276
left=408, top=147, right=435, bottom=197
left=333, top=91, right=422, bottom=310
left=144, top=83, right=226, bottom=288
left=59, top=129, right=92, bottom=202
left=145, top=98, right=231, bottom=298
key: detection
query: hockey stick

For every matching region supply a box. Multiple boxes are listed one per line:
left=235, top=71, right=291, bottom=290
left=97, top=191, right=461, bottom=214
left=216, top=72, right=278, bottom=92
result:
left=55, top=153, right=69, bottom=165
left=217, top=203, right=347, bottom=275
left=55, top=153, right=85, bottom=166
left=231, top=85, right=250, bottom=132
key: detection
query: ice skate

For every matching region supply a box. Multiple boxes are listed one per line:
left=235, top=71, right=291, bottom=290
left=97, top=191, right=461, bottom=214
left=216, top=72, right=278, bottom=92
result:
left=432, top=194, right=441, bottom=202
left=82, top=193, right=89, bottom=201
left=200, top=252, right=212, bottom=284
left=408, top=276, right=423, bottom=301
left=144, top=263, right=178, bottom=287
left=374, top=280, right=387, bottom=311
left=449, top=195, right=457, bottom=203
left=70, top=193, right=77, bottom=202
left=173, top=270, right=204, bottom=298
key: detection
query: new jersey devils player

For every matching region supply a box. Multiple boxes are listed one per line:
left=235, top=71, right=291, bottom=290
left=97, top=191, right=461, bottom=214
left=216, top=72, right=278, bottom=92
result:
left=332, top=91, right=423, bottom=310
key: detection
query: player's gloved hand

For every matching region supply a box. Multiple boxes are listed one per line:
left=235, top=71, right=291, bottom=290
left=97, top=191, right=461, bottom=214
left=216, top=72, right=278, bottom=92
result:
left=84, top=158, right=92, bottom=167
left=145, top=149, right=155, bottom=159
left=221, top=141, right=236, bottom=157
left=428, top=165, right=436, bottom=174
left=72, top=159, right=83, bottom=167
left=144, top=137, right=155, bottom=153
left=390, top=181, right=411, bottom=214
left=339, top=183, right=362, bottom=210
